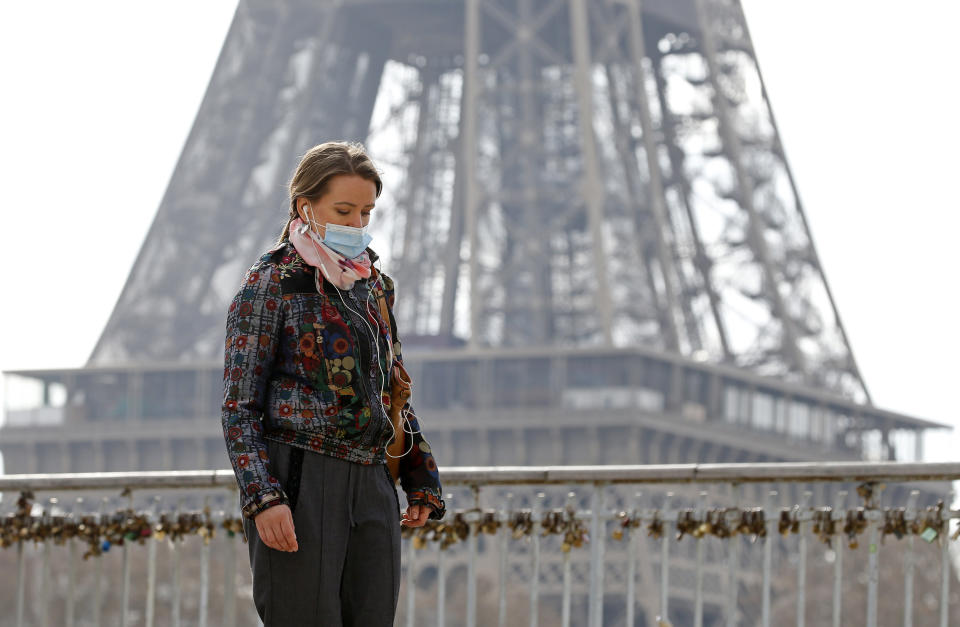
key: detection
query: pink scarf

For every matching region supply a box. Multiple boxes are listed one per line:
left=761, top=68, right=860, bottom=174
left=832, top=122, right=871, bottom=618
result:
left=289, top=217, right=372, bottom=290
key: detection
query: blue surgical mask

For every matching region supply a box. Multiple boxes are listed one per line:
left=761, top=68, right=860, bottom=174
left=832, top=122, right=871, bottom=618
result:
left=305, top=209, right=373, bottom=258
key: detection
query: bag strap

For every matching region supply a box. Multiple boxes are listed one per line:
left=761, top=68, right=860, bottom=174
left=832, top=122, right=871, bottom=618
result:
left=370, top=267, right=412, bottom=403
left=370, top=267, right=396, bottom=366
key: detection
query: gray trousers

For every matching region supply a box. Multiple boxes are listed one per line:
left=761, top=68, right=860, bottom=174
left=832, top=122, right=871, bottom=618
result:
left=243, top=438, right=402, bottom=626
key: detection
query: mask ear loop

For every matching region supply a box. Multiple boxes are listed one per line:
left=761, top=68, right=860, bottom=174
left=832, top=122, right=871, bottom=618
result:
left=305, top=211, right=417, bottom=458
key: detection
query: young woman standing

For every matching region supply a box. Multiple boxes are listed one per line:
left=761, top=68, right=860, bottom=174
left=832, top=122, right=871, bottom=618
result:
left=221, top=141, right=445, bottom=625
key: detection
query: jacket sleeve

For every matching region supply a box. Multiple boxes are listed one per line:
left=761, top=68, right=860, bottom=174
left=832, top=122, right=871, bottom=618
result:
left=221, top=259, right=289, bottom=519
left=382, top=273, right=446, bottom=520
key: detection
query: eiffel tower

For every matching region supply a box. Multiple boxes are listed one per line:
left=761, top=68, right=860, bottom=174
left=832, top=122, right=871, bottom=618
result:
left=88, top=0, right=869, bottom=400
left=1, top=1, right=946, bottom=622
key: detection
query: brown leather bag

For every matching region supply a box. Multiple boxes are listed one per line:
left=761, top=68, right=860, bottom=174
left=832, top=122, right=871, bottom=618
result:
left=371, top=269, right=412, bottom=482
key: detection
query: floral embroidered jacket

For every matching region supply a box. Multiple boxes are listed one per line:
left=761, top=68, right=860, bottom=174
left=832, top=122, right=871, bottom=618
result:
left=221, top=238, right=445, bottom=520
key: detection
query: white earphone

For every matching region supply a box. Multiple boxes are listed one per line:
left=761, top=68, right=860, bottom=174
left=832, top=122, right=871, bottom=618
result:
left=302, top=204, right=422, bottom=458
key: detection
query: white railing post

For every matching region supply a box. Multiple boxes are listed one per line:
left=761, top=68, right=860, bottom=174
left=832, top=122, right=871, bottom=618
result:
left=626, top=491, right=640, bottom=627
left=903, top=489, right=920, bottom=627
left=466, top=484, right=479, bottom=627
left=561, top=491, right=576, bottom=627
left=199, top=497, right=211, bottom=627
left=498, top=492, right=513, bottom=627
left=588, top=483, right=606, bottom=627
left=92, top=497, right=108, bottom=627
left=436, top=493, right=449, bottom=627
left=15, top=535, right=25, bottom=627
left=762, top=490, right=777, bottom=627
left=658, top=491, right=673, bottom=626
left=222, top=510, right=238, bottom=627
left=39, top=498, right=53, bottom=627
left=66, top=511, right=78, bottom=627
left=940, top=490, right=954, bottom=627
left=404, top=526, right=417, bottom=627
left=65, top=496, right=83, bottom=627
left=831, top=490, right=847, bottom=627
left=121, top=491, right=134, bottom=627
left=145, top=496, right=161, bottom=627
left=171, top=499, right=183, bottom=627
left=529, top=491, right=545, bottom=627
left=865, top=483, right=884, bottom=627
left=694, top=490, right=707, bottom=627
left=726, top=484, right=741, bottom=627
left=797, top=490, right=812, bottom=627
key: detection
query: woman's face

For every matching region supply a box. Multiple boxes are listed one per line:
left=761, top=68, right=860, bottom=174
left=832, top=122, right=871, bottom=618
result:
left=297, top=173, right=377, bottom=237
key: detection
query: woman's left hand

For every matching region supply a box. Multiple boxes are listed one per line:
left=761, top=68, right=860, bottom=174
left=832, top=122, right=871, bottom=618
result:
left=401, top=504, right=432, bottom=527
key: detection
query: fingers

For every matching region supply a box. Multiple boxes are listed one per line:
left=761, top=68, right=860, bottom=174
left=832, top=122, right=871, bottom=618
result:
left=280, top=510, right=298, bottom=552
left=270, top=525, right=288, bottom=551
left=401, top=504, right=432, bottom=527
left=273, top=519, right=291, bottom=552
left=257, top=518, right=280, bottom=550
left=400, top=504, right=419, bottom=527
left=254, top=505, right=298, bottom=552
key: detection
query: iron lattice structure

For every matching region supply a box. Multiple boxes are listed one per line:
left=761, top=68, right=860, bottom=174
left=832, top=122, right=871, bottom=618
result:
left=88, top=0, right=869, bottom=403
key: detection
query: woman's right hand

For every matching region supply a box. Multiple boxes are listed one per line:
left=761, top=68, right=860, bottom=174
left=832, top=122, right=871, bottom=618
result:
left=254, top=504, right=299, bottom=552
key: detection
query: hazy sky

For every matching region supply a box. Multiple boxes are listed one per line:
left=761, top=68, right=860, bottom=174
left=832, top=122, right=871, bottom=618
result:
left=0, top=2, right=957, bottom=462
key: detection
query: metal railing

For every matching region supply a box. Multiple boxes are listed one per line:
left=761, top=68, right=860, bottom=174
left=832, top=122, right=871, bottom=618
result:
left=1, top=461, right=959, bottom=627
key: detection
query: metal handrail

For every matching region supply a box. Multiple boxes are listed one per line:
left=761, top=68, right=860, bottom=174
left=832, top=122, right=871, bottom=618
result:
left=3, top=461, right=958, bottom=627
left=2, top=460, right=959, bottom=491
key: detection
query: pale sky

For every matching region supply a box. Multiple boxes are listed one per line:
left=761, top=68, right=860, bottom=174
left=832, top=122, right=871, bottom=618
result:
left=0, top=2, right=957, bottom=463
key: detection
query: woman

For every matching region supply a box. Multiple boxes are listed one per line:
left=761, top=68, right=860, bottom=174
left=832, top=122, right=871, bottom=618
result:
left=221, top=141, right=445, bottom=626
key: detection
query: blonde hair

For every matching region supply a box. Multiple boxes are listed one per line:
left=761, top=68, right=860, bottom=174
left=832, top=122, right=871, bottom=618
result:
left=277, top=141, right=383, bottom=245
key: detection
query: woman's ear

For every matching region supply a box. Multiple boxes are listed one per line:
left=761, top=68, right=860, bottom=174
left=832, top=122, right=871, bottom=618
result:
left=296, top=201, right=309, bottom=222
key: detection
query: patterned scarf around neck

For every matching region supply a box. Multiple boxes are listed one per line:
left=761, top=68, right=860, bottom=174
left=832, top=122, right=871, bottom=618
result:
left=288, top=217, right=372, bottom=290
